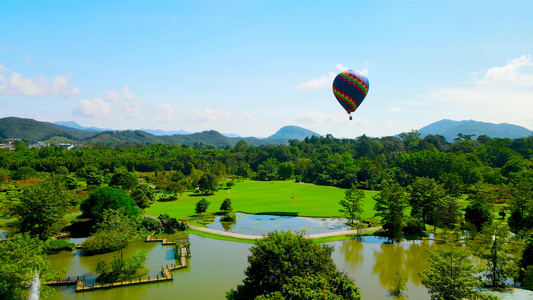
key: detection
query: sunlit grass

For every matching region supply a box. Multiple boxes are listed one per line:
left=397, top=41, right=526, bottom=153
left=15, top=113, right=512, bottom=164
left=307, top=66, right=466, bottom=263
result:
left=145, top=180, right=378, bottom=220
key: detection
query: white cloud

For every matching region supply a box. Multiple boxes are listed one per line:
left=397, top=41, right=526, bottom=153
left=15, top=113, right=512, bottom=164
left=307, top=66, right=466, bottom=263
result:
left=73, top=98, right=111, bottom=117
left=386, top=107, right=405, bottom=113
left=418, top=55, right=533, bottom=130
left=0, top=64, right=9, bottom=73
left=294, top=64, right=355, bottom=90
left=0, top=72, right=79, bottom=97
left=155, top=105, right=175, bottom=122
left=423, top=86, right=533, bottom=130
left=478, top=54, right=533, bottom=87
left=105, top=86, right=136, bottom=102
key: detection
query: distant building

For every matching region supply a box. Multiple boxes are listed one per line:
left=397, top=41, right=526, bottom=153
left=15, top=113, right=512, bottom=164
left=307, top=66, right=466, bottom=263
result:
left=59, top=143, right=74, bottom=150
left=29, top=142, right=48, bottom=149
left=6, top=138, right=21, bottom=144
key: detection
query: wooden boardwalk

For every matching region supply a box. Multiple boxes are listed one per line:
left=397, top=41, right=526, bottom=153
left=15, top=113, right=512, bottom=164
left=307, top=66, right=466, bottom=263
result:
left=45, top=237, right=189, bottom=293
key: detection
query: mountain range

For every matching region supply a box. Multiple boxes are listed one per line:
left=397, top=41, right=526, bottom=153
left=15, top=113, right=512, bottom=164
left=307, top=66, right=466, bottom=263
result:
left=0, top=117, right=531, bottom=148
left=417, top=119, right=532, bottom=142
left=0, top=117, right=321, bottom=148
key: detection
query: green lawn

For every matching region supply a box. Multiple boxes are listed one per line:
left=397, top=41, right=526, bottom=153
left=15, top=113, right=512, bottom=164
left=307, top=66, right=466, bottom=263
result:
left=145, top=180, right=378, bottom=220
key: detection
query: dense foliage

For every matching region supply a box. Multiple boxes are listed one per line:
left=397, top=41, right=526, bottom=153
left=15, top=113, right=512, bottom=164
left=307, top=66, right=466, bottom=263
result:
left=0, top=234, right=59, bottom=300
left=80, top=186, right=139, bottom=224
left=226, top=231, right=360, bottom=300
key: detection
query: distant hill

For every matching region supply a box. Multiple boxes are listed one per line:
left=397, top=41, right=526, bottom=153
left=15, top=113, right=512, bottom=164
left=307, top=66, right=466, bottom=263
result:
left=53, top=121, right=111, bottom=132
left=0, top=117, right=312, bottom=148
left=0, top=117, right=96, bottom=143
left=140, top=129, right=192, bottom=136
left=268, top=125, right=321, bottom=140
left=418, top=119, right=532, bottom=142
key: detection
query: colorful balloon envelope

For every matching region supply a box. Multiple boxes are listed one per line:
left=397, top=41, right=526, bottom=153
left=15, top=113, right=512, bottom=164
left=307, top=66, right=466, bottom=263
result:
left=332, top=69, right=369, bottom=118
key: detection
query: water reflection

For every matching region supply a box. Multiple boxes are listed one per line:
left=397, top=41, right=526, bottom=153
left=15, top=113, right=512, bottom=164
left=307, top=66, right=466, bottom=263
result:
left=339, top=237, right=363, bottom=268
left=206, top=213, right=351, bottom=236
left=45, top=234, right=529, bottom=300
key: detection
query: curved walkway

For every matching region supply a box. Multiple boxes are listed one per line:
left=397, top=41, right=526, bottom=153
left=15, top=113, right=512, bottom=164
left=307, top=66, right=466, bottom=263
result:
left=188, top=224, right=382, bottom=240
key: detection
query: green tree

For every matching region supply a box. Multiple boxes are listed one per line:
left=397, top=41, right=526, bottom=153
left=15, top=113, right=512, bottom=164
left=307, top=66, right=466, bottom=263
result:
left=109, top=171, right=139, bottom=190
left=465, top=201, right=492, bottom=231
left=95, top=249, right=148, bottom=283
left=338, top=184, right=365, bottom=225
left=130, top=185, right=155, bottom=209
left=477, top=222, right=516, bottom=288
left=277, top=162, right=295, bottom=180
left=0, top=168, right=9, bottom=188
left=255, top=274, right=360, bottom=300
left=409, top=177, right=445, bottom=228
left=81, top=208, right=141, bottom=257
left=220, top=198, right=233, bottom=212
left=86, top=172, right=104, bottom=187
left=14, top=140, right=26, bottom=151
left=15, top=177, right=73, bottom=240
left=226, top=180, right=235, bottom=189
left=198, top=173, right=219, bottom=195
left=433, top=196, right=461, bottom=228
left=195, top=198, right=211, bottom=215
left=520, top=234, right=533, bottom=286
left=226, top=231, right=360, bottom=300
left=11, top=166, right=37, bottom=180
left=80, top=187, right=139, bottom=224
left=373, top=180, right=409, bottom=240
left=0, top=234, right=59, bottom=300
left=257, top=158, right=279, bottom=181
left=420, top=246, right=497, bottom=300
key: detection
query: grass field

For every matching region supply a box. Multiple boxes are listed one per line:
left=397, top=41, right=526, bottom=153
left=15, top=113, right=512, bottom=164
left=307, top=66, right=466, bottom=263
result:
left=145, top=180, right=378, bottom=220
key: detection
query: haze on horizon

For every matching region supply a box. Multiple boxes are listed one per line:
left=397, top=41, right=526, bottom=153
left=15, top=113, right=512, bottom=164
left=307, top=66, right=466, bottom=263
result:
left=1, top=1, right=532, bottom=138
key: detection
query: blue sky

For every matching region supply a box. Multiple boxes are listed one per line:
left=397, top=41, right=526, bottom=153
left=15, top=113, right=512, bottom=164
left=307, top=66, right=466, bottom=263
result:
left=1, top=1, right=532, bottom=138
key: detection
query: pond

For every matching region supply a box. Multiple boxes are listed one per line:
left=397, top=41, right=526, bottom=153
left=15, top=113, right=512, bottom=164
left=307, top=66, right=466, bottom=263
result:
left=202, top=213, right=351, bottom=236
left=46, top=234, right=533, bottom=299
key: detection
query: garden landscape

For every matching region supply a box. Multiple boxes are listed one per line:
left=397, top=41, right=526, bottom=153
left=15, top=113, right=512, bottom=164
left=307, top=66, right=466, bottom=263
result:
left=2, top=130, right=533, bottom=299
left=2, top=1, right=533, bottom=299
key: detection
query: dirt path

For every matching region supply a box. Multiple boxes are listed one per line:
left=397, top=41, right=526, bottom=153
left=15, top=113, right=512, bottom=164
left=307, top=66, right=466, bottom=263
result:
left=188, top=224, right=382, bottom=240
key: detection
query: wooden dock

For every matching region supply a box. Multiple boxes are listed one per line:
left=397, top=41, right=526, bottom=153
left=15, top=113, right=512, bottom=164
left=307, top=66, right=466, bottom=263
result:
left=45, top=276, right=86, bottom=286
left=47, top=244, right=189, bottom=292
left=145, top=234, right=177, bottom=245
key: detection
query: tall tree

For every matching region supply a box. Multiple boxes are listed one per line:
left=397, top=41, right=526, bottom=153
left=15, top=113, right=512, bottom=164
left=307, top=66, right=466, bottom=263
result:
left=15, top=176, right=73, bottom=240
left=226, top=231, right=360, bottom=300
left=408, top=177, right=445, bottom=228
left=109, top=171, right=139, bottom=190
left=0, top=234, right=59, bottom=300
left=476, top=221, right=517, bottom=288
left=195, top=198, right=211, bottom=215
left=80, top=187, right=139, bottom=225
left=339, top=184, right=365, bottom=225
left=373, top=180, right=409, bottom=240
left=420, top=246, right=497, bottom=300
left=197, top=173, right=219, bottom=195
left=130, top=184, right=155, bottom=209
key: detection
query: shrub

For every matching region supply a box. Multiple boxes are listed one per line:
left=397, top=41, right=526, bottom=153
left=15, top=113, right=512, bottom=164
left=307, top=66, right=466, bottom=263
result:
left=44, top=239, right=75, bottom=254
left=221, top=211, right=236, bottom=222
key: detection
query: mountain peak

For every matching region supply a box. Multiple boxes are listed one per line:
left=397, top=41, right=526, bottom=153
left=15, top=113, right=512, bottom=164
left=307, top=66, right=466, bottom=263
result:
left=268, top=125, right=321, bottom=140
left=418, top=119, right=532, bottom=142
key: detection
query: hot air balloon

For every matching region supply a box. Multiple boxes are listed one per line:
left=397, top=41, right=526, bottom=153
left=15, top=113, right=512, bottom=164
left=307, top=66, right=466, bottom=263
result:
left=332, top=69, right=369, bottom=120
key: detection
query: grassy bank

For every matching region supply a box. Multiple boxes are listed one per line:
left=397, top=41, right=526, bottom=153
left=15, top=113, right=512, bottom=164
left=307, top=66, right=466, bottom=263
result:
left=146, top=180, right=378, bottom=220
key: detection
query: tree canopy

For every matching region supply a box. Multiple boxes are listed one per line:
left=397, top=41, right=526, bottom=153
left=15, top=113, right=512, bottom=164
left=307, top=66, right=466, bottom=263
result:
left=226, top=231, right=360, bottom=300
left=15, top=176, right=74, bottom=240
left=80, top=186, right=139, bottom=224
